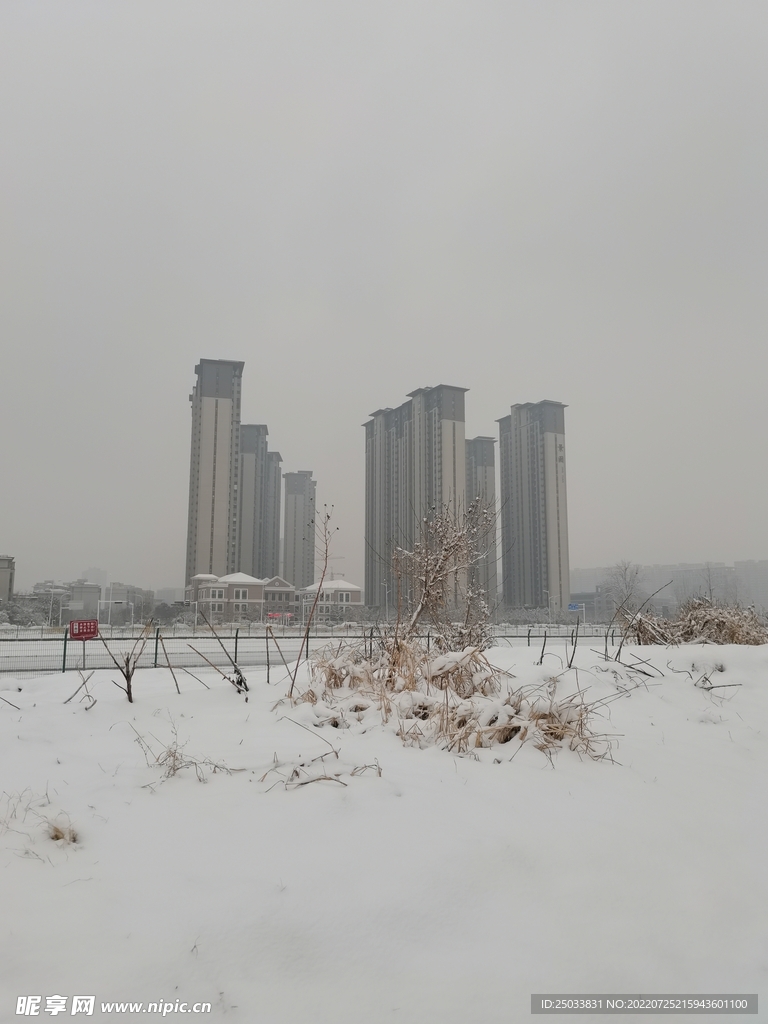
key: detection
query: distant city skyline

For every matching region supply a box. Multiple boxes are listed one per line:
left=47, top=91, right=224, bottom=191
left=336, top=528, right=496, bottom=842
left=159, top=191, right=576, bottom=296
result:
left=3, top=4, right=767, bottom=593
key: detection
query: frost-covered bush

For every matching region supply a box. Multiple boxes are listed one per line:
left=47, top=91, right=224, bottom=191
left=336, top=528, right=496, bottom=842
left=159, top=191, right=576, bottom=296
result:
left=303, top=640, right=615, bottom=760
left=392, top=499, right=496, bottom=652
left=631, top=599, right=767, bottom=646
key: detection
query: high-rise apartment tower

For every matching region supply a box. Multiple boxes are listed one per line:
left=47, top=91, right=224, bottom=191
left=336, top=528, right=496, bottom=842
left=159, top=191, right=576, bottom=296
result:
left=364, top=385, right=467, bottom=608
left=185, top=359, right=244, bottom=584
left=283, top=471, right=317, bottom=589
left=498, top=401, right=570, bottom=612
left=237, top=425, right=282, bottom=580
left=0, top=555, right=15, bottom=604
left=465, top=436, right=498, bottom=606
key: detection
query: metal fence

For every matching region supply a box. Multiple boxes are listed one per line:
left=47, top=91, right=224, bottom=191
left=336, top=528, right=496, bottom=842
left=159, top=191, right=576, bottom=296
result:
left=0, top=624, right=618, bottom=676
left=0, top=621, right=354, bottom=641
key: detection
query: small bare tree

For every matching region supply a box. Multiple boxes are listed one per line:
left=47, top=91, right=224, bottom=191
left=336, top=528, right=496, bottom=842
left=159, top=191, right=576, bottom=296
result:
left=100, top=623, right=153, bottom=703
left=289, top=506, right=337, bottom=699
left=393, top=498, right=496, bottom=651
left=602, top=561, right=646, bottom=620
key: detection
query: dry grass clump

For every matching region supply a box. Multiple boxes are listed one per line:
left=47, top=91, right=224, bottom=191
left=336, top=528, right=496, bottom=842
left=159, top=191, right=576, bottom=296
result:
left=631, top=599, right=767, bottom=646
left=154, top=739, right=230, bottom=782
left=311, top=638, right=500, bottom=700
left=129, top=720, right=232, bottom=783
left=305, top=641, right=615, bottom=761
left=47, top=820, right=78, bottom=844
left=396, top=683, right=615, bottom=761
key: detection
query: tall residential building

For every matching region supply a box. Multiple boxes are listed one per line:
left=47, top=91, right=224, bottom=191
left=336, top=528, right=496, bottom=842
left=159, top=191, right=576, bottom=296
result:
left=262, top=452, right=283, bottom=580
left=283, top=471, right=317, bottom=589
left=0, top=555, right=15, bottom=603
left=364, top=385, right=467, bottom=608
left=237, top=425, right=282, bottom=580
left=465, top=436, right=498, bottom=606
left=498, top=401, right=570, bottom=612
left=185, top=359, right=244, bottom=584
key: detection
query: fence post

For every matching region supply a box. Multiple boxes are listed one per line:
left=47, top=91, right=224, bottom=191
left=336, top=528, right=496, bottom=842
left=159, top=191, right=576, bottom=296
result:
left=154, top=627, right=160, bottom=668
left=234, top=628, right=239, bottom=663
left=527, top=628, right=531, bottom=646
left=62, top=627, right=69, bottom=673
left=266, top=631, right=270, bottom=685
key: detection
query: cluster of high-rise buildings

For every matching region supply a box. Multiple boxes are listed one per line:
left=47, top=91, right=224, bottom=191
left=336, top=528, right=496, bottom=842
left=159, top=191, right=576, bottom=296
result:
left=7, top=363, right=768, bottom=622
left=364, top=386, right=570, bottom=614
left=184, top=359, right=317, bottom=591
left=184, top=362, right=571, bottom=615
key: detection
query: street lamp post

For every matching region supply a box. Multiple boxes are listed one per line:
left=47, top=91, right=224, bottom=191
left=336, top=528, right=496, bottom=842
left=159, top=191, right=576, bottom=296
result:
left=46, top=588, right=68, bottom=628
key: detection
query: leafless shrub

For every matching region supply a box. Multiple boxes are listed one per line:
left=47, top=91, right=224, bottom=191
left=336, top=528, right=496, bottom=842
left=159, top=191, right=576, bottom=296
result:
left=289, top=506, right=337, bottom=699
left=101, top=623, right=153, bottom=702
left=631, top=598, right=767, bottom=646
left=127, top=720, right=233, bottom=784
left=602, top=561, right=646, bottom=619
left=306, top=642, right=615, bottom=761
left=154, top=739, right=231, bottom=783
left=392, top=499, right=496, bottom=652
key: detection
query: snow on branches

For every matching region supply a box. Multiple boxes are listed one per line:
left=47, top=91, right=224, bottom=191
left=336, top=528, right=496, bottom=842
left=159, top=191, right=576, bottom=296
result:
left=302, top=640, right=617, bottom=761
left=393, top=498, right=496, bottom=652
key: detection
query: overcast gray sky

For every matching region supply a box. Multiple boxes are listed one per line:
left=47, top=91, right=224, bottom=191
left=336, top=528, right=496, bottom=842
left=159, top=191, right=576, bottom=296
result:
left=2, top=1, right=767, bottom=592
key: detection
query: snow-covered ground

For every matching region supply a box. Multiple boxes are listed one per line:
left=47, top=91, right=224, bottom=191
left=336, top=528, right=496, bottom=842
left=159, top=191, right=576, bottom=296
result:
left=1, top=643, right=765, bottom=1022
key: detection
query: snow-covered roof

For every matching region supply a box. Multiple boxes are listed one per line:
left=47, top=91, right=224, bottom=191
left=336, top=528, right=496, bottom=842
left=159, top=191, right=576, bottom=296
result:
left=217, top=573, right=268, bottom=585
left=302, top=579, right=361, bottom=592
left=190, top=574, right=219, bottom=582
left=263, top=576, right=293, bottom=588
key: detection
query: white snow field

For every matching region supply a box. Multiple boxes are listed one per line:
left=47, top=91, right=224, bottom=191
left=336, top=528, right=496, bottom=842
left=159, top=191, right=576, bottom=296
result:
left=1, top=643, right=765, bottom=1023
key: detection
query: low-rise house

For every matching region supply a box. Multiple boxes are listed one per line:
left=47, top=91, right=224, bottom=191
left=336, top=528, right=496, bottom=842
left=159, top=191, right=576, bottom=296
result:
left=298, top=579, right=363, bottom=622
left=185, top=573, right=297, bottom=623
left=184, top=574, right=363, bottom=624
